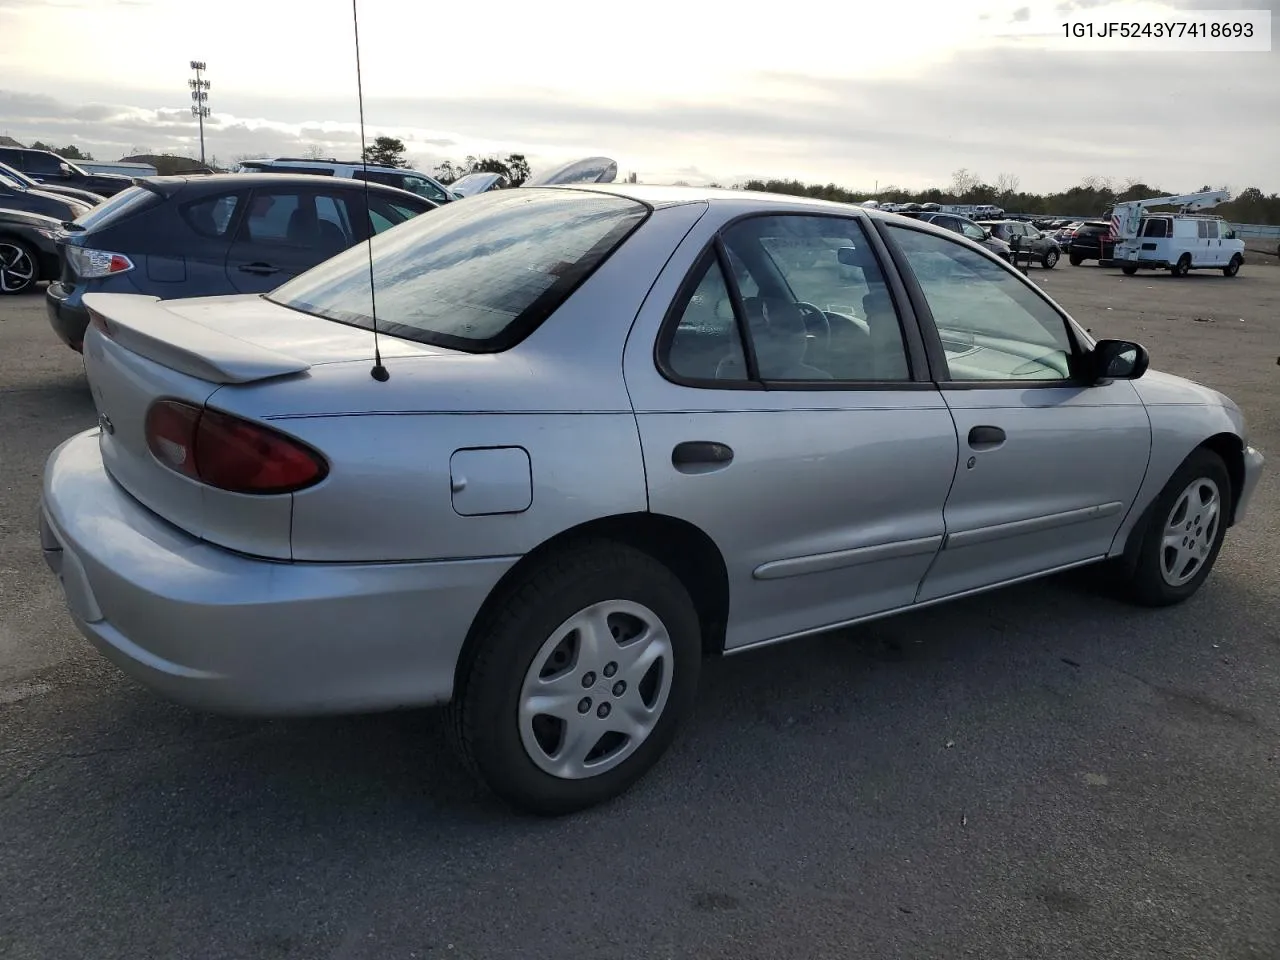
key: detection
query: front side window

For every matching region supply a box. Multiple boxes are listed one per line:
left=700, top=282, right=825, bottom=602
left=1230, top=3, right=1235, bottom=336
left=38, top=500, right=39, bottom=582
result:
left=24, top=152, right=65, bottom=176
left=960, top=221, right=987, bottom=241
left=400, top=175, right=449, bottom=203
left=887, top=225, right=1075, bottom=383
left=269, top=188, right=648, bottom=352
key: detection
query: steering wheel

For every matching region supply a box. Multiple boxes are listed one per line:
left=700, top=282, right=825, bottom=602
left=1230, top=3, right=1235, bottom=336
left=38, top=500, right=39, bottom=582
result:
left=794, top=301, right=832, bottom=353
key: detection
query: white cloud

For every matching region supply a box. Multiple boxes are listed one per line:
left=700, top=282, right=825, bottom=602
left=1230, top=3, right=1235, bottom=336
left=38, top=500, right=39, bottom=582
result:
left=0, top=0, right=1277, bottom=192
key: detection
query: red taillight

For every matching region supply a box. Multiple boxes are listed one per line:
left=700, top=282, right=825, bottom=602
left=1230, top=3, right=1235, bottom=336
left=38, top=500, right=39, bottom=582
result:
left=144, top=400, right=327, bottom=494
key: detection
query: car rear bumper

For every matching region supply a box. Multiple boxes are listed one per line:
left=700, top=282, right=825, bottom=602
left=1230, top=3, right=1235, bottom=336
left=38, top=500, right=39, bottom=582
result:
left=1235, top=445, right=1265, bottom=524
left=45, top=280, right=90, bottom=351
left=40, top=429, right=517, bottom=716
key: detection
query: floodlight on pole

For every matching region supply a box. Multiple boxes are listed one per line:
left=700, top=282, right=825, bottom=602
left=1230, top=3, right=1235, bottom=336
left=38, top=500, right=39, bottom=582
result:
left=188, top=60, right=211, bottom=166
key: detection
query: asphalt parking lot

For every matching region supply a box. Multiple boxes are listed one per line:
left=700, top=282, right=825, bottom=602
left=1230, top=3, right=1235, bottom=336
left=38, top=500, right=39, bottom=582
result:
left=2, top=259, right=1278, bottom=960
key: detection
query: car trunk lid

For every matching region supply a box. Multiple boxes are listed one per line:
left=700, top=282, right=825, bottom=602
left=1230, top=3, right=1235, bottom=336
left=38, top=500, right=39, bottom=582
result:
left=80, top=292, right=434, bottom=559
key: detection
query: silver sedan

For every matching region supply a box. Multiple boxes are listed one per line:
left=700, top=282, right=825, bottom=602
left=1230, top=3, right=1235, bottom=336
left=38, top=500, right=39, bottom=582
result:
left=40, top=183, right=1265, bottom=815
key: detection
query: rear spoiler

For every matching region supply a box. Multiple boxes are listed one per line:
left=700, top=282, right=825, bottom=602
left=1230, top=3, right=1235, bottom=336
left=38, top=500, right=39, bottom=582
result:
left=82, top=293, right=311, bottom=385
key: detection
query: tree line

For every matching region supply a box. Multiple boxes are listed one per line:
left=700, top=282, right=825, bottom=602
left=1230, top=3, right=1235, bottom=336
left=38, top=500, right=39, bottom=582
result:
left=20, top=137, right=1280, bottom=225
left=739, top=168, right=1280, bottom=225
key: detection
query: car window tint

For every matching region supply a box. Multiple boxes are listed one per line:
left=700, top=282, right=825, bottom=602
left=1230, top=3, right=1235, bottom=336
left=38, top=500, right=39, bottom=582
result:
left=665, top=255, right=749, bottom=382
left=961, top=221, right=986, bottom=241
left=400, top=175, right=448, bottom=203
left=316, top=195, right=354, bottom=239
left=888, top=225, right=1074, bottom=382
left=243, top=191, right=303, bottom=244
left=24, top=152, right=64, bottom=176
left=721, top=214, right=910, bottom=382
left=181, top=193, right=242, bottom=239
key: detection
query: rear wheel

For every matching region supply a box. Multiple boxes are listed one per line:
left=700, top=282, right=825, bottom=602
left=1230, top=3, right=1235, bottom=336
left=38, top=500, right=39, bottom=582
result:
left=1041, top=248, right=1059, bottom=269
left=1171, top=253, right=1192, bottom=277
left=1069, top=253, right=1083, bottom=266
left=1121, top=264, right=1138, bottom=275
left=447, top=540, right=701, bottom=816
left=0, top=238, right=38, bottom=295
left=1223, top=254, right=1242, bottom=277
left=1118, top=448, right=1232, bottom=607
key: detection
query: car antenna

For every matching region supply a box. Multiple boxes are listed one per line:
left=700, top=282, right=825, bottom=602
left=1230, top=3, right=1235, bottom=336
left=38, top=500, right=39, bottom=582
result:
left=352, top=0, right=389, bottom=382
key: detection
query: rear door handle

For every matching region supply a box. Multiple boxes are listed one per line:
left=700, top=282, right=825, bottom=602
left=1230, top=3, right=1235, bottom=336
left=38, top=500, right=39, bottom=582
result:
left=672, top=441, right=734, bottom=471
left=238, top=262, right=279, bottom=275
left=968, top=425, right=1006, bottom=450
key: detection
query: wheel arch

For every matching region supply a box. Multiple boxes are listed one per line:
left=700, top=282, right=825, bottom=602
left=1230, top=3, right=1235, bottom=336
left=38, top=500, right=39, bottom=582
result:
left=1117, top=431, right=1246, bottom=572
left=454, top=511, right=731, bottom=693
left=1201, top=432, right=1246, bottom=525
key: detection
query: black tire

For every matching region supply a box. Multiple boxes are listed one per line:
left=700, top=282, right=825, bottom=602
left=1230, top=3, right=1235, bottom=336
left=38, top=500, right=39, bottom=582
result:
left=1171, top=253, right=1192, bottom=277
left=1121, top=264, right=1138, bottom=275
left=1069, top=253, right=1083, bottom=266
left=1041, top=248, right=1059, bottom=269
left=1117, top=448, right=1233, bottom=607
left=447, top=539, right=702, bottom=816
left=0, top=237, right=39, bottom=296
left=1223, top=254, right=1242, bottom=277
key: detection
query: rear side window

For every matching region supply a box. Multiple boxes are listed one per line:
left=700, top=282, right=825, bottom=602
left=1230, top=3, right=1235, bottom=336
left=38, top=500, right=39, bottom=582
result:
left=73, top=184, right=161, bottom=230
left=24, top=151, right=64, bottom=176
left=268, top=188, right=649, bottom=352
left=181, top=192, right=243, bottom=238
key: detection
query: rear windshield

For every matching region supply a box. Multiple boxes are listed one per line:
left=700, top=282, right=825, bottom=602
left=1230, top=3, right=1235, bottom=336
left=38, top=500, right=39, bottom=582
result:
left=267, top=188, right=649, bottom=352
left=73, top=184, right=159, bottom=230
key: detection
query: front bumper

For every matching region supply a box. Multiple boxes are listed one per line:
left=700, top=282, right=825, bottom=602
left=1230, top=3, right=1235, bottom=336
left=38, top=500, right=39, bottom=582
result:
left=40, top=429, right=517, bottom=716
left=1234, top=445, right=1265, bottom=524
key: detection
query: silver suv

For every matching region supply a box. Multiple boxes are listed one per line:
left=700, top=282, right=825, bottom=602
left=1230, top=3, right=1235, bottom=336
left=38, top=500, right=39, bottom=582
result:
left=233, top=157, right=458, bottom=205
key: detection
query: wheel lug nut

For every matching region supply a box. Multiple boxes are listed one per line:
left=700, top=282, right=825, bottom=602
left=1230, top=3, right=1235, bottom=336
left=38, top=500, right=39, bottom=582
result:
left=578, top=697, right=592, bottom=714
left=597, top=702, right=611, bottom=718
left=581, top=672, right=596, bottom=687
left=603, top=662, right=617, bottom=678
left=612, top=681, right=626, bottom=696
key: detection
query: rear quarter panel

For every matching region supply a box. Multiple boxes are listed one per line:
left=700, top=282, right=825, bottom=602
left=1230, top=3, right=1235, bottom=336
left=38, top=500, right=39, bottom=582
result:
left=209, top=200, right=712, bottom=562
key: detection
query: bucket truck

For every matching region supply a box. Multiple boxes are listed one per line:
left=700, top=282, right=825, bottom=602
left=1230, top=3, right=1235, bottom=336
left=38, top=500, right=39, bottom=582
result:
left=1108, top=190, right=1245, bottom=277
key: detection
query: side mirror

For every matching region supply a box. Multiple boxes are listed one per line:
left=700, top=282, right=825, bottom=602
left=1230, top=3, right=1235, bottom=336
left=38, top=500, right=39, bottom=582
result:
left=59, top=163, right=72, bottom=175
left=1090, top=339, right=1149, bottom=382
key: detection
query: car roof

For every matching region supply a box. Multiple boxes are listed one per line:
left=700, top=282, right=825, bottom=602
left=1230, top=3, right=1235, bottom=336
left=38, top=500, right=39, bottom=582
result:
left=134, top=172, right=435, bottom=204
left=536, top=184, right=1001, bottom=243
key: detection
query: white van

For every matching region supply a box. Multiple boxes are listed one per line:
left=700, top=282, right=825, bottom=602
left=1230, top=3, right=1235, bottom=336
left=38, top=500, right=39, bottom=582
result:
left=232, top=157, right=459, bottom=205
left=1113, top=215, right=1245, bottom=277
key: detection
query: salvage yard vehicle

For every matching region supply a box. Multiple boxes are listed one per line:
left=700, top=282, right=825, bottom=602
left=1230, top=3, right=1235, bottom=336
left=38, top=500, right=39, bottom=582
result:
left=1108, top=190, right=1245, bottom=277
left=40, top=185, right=1264, bottom=816
left=0, top=208, right=64, bottom=295
left=978, top=219, right=1061, bottom=268
left=45, top=172, right=436, bottom=351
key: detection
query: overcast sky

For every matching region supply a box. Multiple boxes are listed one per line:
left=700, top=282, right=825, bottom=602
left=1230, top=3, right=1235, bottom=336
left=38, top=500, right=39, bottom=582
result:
left=0, top=0, right=1276, bottom=192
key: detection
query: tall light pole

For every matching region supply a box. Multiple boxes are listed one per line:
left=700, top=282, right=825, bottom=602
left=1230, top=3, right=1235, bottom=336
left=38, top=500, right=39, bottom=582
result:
left=188, top=61, right=211, bottom=166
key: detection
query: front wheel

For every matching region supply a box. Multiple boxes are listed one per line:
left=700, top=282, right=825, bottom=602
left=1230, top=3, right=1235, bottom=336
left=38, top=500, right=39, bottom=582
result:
left=1118, top=448, right=1232, bottom=607
left=1041, top=248, right=1059, bottom=269
left=1223, top=254, right=1242, bottom=277
left=448, top=540, right=702, bottom=816
left=0, top=239, right=38, bottom=295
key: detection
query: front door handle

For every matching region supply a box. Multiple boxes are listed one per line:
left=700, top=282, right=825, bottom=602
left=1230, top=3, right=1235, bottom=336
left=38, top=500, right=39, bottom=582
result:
left=672, top=441, right=734, bottom=471
left=968, top=425, right=1006, bottom=450
left=238, top=262, right=279, bottom=276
